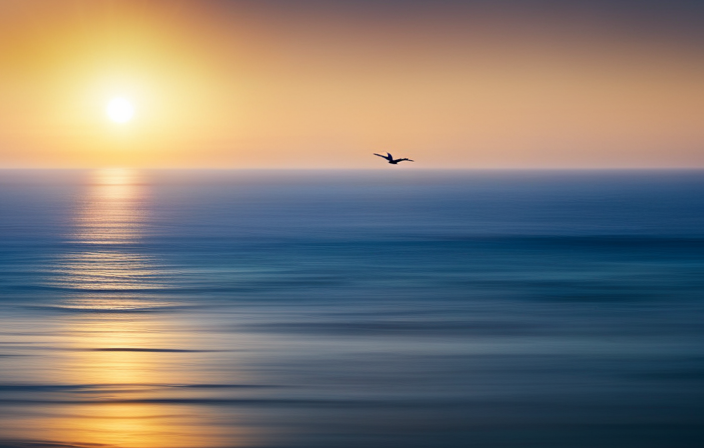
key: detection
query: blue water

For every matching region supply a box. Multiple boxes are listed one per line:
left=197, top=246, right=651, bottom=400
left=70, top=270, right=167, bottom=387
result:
left=1, top=169, right=704, bottom=448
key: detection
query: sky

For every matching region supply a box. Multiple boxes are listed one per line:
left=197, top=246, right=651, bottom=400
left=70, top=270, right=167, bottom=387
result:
left=1, top=0, right=703, bottom=169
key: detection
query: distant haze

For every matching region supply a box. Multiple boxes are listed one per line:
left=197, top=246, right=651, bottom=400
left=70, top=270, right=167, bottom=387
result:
left=1, top=0, right=703, bottom=168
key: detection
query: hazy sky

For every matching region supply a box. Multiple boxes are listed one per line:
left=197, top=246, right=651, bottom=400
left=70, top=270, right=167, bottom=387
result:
left=1, top=0, right=703, bottom=168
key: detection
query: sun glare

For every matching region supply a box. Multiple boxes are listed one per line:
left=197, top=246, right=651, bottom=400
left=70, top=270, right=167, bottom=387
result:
left=106, top=97, right=134, bottom=123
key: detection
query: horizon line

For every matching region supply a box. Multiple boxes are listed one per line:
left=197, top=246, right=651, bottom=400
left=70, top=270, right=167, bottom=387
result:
left=2, top=167, right=704, bottom=171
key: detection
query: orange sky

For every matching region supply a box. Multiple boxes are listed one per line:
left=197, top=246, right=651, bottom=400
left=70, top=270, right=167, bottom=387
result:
left=1, top=0, right=703, bottom=169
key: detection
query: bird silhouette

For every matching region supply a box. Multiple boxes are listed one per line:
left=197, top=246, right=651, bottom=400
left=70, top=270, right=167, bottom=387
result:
left=374, top=152, right=414, bottom=164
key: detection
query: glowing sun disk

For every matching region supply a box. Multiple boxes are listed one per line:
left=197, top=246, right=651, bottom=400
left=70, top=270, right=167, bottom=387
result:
left=107, top=98, right=134, bottom=123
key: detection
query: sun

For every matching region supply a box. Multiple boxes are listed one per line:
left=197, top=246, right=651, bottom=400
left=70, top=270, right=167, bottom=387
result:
left=106, top=97, right=135, bottom=123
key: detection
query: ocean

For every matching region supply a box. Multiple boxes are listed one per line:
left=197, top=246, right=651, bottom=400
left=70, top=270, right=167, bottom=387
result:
left=1, top=169, right=703, bottom=448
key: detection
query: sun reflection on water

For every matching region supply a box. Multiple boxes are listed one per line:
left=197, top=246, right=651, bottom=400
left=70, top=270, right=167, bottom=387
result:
left=37, top=403, right=253, bottom=448
left=41, top=318, right=254, bottom=448
left=30, top=169, right=257, bottom=447
left=73, top=168, right=147, bottom=245
left=48, top=169, right=168, bottom=311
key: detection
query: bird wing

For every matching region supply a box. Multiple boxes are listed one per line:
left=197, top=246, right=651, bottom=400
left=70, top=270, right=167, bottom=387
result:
left=386, top=152, right=394, bottom=159
left=373, top=153, right=388, bottom=159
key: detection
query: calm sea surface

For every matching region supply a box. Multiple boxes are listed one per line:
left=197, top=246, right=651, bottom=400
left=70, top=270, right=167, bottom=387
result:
left=1, top=169, right=704, bottom=448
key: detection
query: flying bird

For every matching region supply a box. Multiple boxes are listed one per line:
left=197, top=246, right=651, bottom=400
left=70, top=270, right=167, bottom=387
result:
left=374, top=152, right=414, bottom=164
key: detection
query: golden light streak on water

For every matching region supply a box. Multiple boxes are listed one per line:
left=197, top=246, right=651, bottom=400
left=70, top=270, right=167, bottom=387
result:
left=72, top=168, right=147, bottom=245
left=36, top=317, right=255, bottom=448
left=36, top=403, right=255, bottom=448
left=45, top=169, right=171, bottom=311
left=25, top=169, right=260, bottom=447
